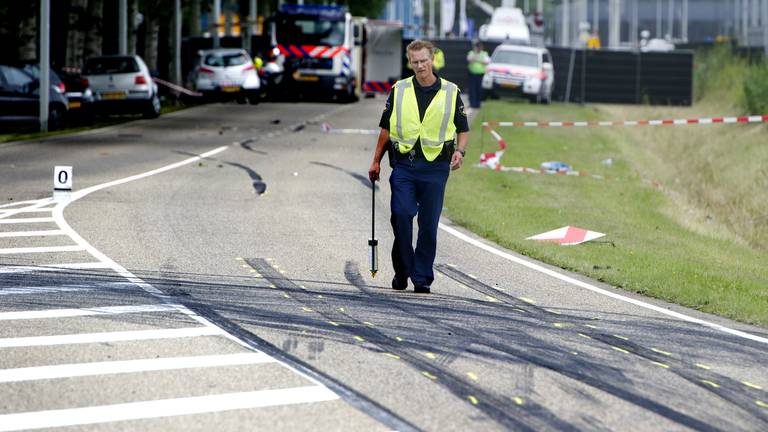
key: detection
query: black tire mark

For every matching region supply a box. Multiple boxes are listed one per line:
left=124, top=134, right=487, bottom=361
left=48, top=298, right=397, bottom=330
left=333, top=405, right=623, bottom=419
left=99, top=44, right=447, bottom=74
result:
left=246, top=258, right=554, bottom=432
left=436, top=264, right=766, bottom=430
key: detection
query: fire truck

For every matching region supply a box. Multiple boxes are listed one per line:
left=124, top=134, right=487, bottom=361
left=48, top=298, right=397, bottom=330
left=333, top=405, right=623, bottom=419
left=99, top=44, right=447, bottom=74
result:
left=267, top=4, right=401, bottom=101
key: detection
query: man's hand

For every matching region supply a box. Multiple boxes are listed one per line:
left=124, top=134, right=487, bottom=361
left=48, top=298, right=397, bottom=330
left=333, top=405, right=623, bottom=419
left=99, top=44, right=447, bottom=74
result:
left=369, top=161, right=380, bottom=182
left=450, top=151, right=464, bottom=171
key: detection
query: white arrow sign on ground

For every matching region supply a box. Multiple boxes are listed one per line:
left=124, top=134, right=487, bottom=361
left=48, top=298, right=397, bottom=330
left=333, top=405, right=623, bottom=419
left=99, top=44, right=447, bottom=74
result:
left=527, top=226, right=605, bottom=246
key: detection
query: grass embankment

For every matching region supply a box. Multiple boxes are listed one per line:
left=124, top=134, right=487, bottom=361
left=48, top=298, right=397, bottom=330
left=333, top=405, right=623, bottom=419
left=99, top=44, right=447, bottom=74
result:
left=446, top=51, right=767, bottom=326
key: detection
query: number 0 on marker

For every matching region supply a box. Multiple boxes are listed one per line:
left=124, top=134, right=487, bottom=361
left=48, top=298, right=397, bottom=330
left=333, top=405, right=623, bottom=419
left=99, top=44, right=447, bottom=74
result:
left=54, top=166, right=73, bottom=191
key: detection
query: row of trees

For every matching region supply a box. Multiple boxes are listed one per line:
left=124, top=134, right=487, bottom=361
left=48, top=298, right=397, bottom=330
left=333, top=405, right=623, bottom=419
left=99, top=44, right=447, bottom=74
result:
left=0, top=0, right=387, bottom=80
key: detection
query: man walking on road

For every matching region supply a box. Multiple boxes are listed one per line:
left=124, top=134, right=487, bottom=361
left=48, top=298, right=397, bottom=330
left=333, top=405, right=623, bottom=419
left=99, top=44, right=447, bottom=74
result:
left=368, top=40, right=469, bottom=294
left=466, top=40, right=490, bottom=110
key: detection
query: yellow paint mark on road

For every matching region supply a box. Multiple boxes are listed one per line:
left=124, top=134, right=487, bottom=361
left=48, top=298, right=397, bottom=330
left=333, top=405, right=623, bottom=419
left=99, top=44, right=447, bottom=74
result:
left=422, top=371, right=438, bottom=380
left=266, top=257, right=274, bottom=261
left=353, top=336, right=365, bottom=342
left=611, top=346, right=630, bottom=354
left=395, top=336, right=404, bottom=342
left=512, top=397, right=525, bottom=405
left=651, top=348, right=672, bottom=356
left=613, top=334, right=629, bottom=341
left=468, top=395, right=479, bottom=405
left=423, top=352, right=437, bottom=360
left=282, top=293, right=290, bottom=299
left=756, top=400, right=768, bottom=408
left=513, top=308, right=527, bottom=313
left=235, top=257, right=244, bottom=261
left=316, top=294, right=323, bottom=298
left=249, top=269, right=257, bottom=273
left=268, top=283, right=276, bottom=288
left=545, top=308, right=562, bottom=315
left=301, top=307, right=313, bottom=312
left=651, top=361, right=670, bottom=369
left=339, top=307, right=346, bottom=313
left=384, top=353, right=400, bottom=360
left=571, top=351, right=579, bottom=355
left=468, top=274, right=478, bottom=279
left=743, top=381, right=763, bottom=390
left=584, top=324, right=598, bottom=329
left=519, top=297, right=536, bottom=304
left=700, top=380, right=720, bottom=388
left=578, top=333, right=591, bottom=339
left=241, top=264, right=249, bottom=268
left=363, top=321, right=375, bottom=327
left=467, top=372, right=478, bottom=381
left=696, top=363, right=712, bottom=370
left=485, top=295, right=500, bottom=302
left=278, top=269, right=286, bottom=274
left=328, top=321, right=340, bottom=327
left=299, top=285, right=306, bottom=289
left=553, top=322, right=566, bottom=328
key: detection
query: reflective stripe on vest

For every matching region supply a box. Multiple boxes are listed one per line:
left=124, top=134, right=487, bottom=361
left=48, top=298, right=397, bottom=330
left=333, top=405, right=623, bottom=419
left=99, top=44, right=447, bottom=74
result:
left=389, top=77, right=458, bottom=162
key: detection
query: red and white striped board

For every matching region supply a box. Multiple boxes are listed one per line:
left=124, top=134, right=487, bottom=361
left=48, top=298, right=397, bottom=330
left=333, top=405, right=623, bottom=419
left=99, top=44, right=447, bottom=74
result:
left=527, top=226, right=605, bottom=246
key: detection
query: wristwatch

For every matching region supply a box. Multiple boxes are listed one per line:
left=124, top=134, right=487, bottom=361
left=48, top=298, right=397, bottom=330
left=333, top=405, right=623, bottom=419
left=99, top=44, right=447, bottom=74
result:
left=457, top=148, right=466, bottom=157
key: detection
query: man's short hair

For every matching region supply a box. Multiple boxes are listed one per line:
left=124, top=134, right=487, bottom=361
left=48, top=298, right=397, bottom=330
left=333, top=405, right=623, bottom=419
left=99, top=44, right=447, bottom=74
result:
left=406, top=40, right=435, bottom=60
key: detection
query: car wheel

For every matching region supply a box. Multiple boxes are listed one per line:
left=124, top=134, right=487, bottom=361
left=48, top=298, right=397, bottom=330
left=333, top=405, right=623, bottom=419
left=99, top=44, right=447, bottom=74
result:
left=48, top=105, right=65, bottom=131
left=143, top=94, right=161, bottom=119
left=248, top=94, right=260, bottom=105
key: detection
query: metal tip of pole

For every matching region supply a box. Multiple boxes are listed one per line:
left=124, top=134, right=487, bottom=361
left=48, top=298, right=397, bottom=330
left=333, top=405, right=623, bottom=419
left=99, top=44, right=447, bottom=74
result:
left=370, top=271, right=377, bottom=278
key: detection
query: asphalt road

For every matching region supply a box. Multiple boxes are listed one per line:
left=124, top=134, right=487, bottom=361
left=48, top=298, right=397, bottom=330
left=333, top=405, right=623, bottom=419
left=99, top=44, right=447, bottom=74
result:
left=0, top=99, right=766, bottom=431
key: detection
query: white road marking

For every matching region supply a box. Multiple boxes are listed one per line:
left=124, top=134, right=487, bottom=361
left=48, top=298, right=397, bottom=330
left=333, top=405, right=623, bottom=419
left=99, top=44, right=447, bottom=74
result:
left=0, top=352, right=274, bottom=383
left=0, top=230, right=66, bottom=238
left=0, top=262, right=110, bottom=274
left=0, top=327, right=223, bottom=348
left=0, top=217, right=55, bottom=224
left=0, top=199, right=52, bottom=209
left=0, top=385, right=339, bottom=431
left=0, top=245, right=86, bottom=254
left=0, top=199, right=55, bottom=219
left=0, top=304, right=181, bottom=321
left=439, top=223, right=768, bottom=345
left=0, top=286, right=94, bottom=296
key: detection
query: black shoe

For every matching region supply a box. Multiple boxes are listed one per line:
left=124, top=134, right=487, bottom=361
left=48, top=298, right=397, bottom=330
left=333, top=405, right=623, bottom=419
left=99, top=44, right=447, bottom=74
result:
left=392, top=277, right=408, bottom=291
left=413, top=285, right=431, bottom=294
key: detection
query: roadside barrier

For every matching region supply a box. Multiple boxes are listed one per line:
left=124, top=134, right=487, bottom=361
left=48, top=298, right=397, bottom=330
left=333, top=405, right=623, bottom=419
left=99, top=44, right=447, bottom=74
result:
left=479, top=114, right=767, bottom=175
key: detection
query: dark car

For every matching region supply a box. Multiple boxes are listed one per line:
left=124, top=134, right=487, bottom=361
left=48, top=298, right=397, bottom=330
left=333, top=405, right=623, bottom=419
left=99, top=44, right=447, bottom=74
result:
left=0, top=64, right=69, bottom=130
left=56, top=68, right=94, bottom=123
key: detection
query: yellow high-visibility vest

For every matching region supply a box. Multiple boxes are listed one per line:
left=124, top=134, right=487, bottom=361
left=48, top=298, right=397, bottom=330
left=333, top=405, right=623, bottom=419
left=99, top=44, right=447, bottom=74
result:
left=389, top=76, right=458, bottom=162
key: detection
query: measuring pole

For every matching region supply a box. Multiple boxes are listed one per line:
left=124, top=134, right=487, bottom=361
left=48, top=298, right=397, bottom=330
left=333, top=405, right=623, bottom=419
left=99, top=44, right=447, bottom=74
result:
left=562, top=0, right=571, bottom=46
left=369, top=181, right=378, bottom=278
left=213, top=0, right=221, bottom=48
left=119, top=0, right=127, bottom=54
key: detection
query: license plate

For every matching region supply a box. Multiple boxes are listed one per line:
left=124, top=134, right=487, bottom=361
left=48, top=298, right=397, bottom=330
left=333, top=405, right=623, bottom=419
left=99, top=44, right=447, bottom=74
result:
left=68, top=101, right=82, bottom=109
left=500, top=82, right=520, bottom=89
left=222, top=86, right=240, bottom=93
left=102, top=92, right=126, bottom=100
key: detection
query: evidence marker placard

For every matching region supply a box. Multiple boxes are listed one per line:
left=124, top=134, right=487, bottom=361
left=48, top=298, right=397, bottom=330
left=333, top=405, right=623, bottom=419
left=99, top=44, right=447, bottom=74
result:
left=54, top=166, right=73, bottom=191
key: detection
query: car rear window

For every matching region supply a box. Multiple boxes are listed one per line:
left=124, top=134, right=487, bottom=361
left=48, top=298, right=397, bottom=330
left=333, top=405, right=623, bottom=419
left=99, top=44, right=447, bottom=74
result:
left=83, top=57, right=139, bottom=75
left=204, top=53, right=249, bottom=67
left=492, top=51, right=539, bottom=68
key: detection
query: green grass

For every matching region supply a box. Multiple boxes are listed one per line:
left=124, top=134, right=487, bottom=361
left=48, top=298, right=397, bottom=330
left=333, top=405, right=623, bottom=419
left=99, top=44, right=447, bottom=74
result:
left=446, top=99, right=768, bottom=326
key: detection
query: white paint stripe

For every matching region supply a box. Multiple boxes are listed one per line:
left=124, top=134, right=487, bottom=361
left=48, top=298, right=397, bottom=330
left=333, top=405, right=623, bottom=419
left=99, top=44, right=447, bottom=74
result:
left=0, top=245, right=86, bottom=254
left=0, top=304, right=181, bottom=321
left=0, top=230, right=66, bottom=238
left=0, top=199, right=51, bottom=210
left=0, top=352, right=274, bottom=383
left=0, top=218, right=55, bottom=224
left=0, top=286, right=93, bottom=296
left=0, top=386, right=338, bottom=431
left=0, top=200, right=56, bottom=220
left=0, top=208, right=51, bottom=214
left=0, top=262, right=110, bottom=274
left=0, top=327, right=223, bottom=348
left=439, top=223, right=768, bottom=345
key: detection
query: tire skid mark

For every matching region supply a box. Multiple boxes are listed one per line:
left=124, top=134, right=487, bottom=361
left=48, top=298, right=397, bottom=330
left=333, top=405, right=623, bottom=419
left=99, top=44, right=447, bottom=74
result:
left=350, top=263, right=733, bottom=432
left=437, top=264, right=768, bottom=427
left=246, top=258, right=556, bottom=432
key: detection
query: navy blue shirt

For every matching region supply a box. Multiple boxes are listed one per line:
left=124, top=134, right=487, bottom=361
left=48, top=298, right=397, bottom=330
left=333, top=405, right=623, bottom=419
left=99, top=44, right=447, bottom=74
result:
left=378, top=75, right=470, bottom=134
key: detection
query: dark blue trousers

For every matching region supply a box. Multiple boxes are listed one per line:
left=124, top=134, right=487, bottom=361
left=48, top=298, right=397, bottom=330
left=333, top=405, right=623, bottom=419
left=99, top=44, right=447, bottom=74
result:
left=389, top=157, right=450, bottom=287
left=468, top=73, right=483, bottom=109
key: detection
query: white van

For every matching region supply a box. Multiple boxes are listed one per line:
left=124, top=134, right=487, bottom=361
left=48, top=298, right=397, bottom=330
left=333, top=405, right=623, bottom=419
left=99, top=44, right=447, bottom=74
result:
left=482, top=44, right=554, bottom=104
left=478, top=7, right=530, bottom=46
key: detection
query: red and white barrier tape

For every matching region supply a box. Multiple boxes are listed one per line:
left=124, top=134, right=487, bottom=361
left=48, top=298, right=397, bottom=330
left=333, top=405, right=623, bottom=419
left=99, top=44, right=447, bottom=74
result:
left=153, top=77, right=203, bottom=97
left=483, top=114, right=768, bottom=128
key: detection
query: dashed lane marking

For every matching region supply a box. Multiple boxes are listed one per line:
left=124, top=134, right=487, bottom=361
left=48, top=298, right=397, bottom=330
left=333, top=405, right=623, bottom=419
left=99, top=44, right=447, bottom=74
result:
left=0, top=352, right=274, bottom=383
left=700, top=380, right=720, bottom=388
left=512, top=397, right=525, bottom=405
left=422, top=372, right=438, bottom=380
left=651, top=348, right=672, bottom=356
left=0, top=304, right=181, bottom=320
left=743, top=381, right=763, bottom=390
left=0, top=327, right=223, bottom=348
left=757, top=400, right=768, bottom=408
left=696, top=363, right=712, bottom=370
left=467, top=372, right=478, bottom=381
left=0, top=386, right=338, bottom=432
left=468, top=395, right=479, bottom=405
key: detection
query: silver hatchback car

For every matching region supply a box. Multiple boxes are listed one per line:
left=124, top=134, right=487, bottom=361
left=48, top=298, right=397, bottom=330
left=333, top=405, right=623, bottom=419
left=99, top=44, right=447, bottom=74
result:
left=188, top=48, right=261, bottom=104
left=82, top=55, right=161, bottom=118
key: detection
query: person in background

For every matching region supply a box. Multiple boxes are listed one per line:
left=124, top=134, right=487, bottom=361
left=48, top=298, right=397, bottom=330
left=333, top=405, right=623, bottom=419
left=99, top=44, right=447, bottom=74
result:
left=466, top=40, right=490, bottom=110
left=368, top=40, right=469, bottom=294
